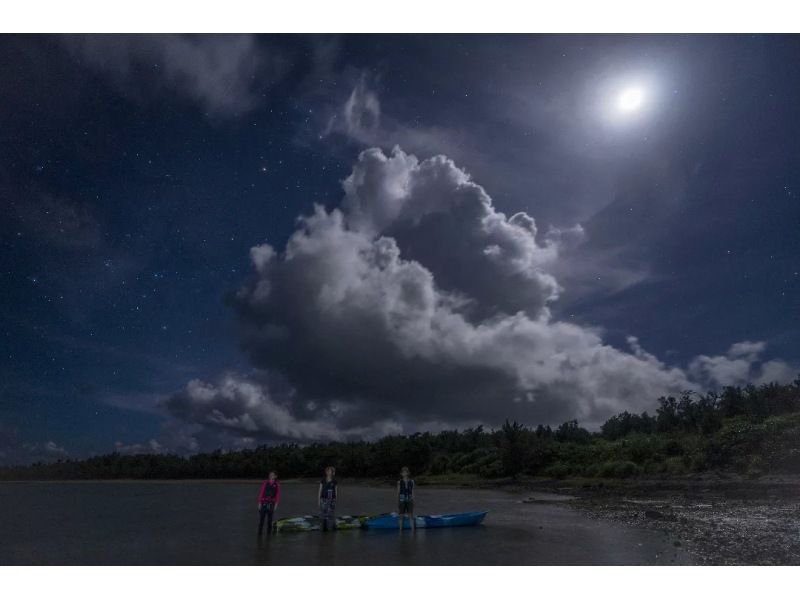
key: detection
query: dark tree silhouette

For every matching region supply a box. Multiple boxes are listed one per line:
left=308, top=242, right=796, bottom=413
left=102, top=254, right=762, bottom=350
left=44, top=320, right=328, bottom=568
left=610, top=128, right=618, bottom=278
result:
left=2, top=379, right=798, bottom=481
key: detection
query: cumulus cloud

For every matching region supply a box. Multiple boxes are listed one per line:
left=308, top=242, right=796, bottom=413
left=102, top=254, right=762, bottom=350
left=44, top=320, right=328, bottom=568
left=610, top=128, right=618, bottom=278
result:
left=27, top=440, right=69, bottom=459
left=165, top=376, right=403, bottom=443
left=0, top=424, right=69, bottom=465
left=62, top=34, right=281, bottom=116
left=163, top=147, right=796, bottom=444
left=689, top=341, right=799, bottom=387
left=203, top=148, right=696, bottom=430
left=343, top=148, right=575, bottom=320
left=114, top=439, right=166, bottom=456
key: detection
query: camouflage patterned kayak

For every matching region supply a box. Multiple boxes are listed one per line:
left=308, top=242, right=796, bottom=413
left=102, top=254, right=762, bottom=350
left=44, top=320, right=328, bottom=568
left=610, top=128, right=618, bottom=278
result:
left=274, top=514, right=369, bottom=532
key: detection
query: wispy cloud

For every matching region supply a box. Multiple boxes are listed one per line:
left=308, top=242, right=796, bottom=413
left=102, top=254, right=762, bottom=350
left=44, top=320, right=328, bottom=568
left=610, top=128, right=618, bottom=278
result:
left=10, top=191, right=101, bottom=249
left=61, top=34, right=286, bottom=117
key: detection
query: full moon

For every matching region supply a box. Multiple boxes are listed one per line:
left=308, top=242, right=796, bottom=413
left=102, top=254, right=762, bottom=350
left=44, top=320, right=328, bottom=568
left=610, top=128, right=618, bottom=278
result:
left=618, top=87, right=644, bottom=112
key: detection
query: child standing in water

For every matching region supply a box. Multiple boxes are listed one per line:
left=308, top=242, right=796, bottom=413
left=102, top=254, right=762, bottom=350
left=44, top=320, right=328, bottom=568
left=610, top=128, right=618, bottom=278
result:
left=397, top=466, right=415, bottom=531
left=318, top=466, right=338, bottom=531
left=257, top=470, right=280, bottom=537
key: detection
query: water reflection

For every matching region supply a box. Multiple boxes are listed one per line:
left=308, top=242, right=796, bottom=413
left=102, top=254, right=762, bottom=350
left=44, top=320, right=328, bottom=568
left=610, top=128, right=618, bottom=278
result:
left=0, top=481, right=689, bottom=565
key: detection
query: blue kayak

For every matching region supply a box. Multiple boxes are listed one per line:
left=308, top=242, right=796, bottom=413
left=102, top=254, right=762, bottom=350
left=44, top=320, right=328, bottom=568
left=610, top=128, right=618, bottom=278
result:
left=364, top=510, right=488, bottom=530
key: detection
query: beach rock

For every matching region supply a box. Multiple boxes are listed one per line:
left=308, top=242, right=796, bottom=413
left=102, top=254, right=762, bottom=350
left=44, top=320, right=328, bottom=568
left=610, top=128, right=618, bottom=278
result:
left=645, top=510, right=666, bottom=520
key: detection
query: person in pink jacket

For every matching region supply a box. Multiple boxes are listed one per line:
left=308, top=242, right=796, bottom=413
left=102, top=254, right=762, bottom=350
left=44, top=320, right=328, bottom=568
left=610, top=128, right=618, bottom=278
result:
left=257, top=471, right=281, bottom=537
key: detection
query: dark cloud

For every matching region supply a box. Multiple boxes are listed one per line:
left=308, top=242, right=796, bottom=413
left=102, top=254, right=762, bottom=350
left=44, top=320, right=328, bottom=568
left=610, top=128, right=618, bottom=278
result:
left=165, top=377, right=403, bottom=443
left=61, top=34, right=283, bottom=117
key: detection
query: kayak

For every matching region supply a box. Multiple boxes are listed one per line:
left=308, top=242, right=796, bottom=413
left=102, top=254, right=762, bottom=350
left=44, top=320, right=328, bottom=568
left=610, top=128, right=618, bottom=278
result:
left=275, top=514, right=368, bottom=532
left=364, top=511, right=488, bottom=530
left=275, top=510, right=488, bottom=531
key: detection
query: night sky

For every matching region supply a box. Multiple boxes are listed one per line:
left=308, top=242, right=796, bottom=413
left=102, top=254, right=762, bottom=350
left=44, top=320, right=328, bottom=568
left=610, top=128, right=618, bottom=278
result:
left=1, top=34, right=799, bottom=464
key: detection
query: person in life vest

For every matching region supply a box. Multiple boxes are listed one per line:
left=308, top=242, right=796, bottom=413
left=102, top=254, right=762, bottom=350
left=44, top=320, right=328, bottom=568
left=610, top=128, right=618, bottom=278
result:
left=397, top=466, right=416, bottom=531
left=257, top=470, right=281, bottom=537
left=318, top=466, right=338, bottom=531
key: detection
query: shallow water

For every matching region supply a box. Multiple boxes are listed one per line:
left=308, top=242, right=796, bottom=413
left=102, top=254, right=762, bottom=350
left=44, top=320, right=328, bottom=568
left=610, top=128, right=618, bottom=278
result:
left=0, top=481, right=690, bottom=565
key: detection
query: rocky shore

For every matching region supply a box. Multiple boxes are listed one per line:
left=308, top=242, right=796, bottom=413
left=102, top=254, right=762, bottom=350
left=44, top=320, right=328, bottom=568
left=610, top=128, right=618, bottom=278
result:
left=522, top=475, right=800, bottom=565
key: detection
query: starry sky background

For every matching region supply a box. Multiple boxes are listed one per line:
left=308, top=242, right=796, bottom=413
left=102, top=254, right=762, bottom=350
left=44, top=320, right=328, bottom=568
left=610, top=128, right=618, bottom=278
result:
left=1, top=34, right=799, bottom=464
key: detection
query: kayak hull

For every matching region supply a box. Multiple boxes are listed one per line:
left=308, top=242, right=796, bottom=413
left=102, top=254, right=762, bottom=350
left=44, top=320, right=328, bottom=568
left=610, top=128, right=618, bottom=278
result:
left=275, top=514, right=368, bottom=532
left=276, top=511, right=488, bottom=531
left=364, top=511, right=488, bottom=530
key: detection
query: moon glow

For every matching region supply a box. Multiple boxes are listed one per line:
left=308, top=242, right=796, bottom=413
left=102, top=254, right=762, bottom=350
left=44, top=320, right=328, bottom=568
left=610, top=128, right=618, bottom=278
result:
left=617, top=87, right=644, bottom=112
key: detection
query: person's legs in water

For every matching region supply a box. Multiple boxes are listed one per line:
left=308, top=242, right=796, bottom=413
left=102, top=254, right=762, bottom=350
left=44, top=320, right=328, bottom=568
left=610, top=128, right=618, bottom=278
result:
left=321, top=499, right=329, bottom=531
left=328, top=502, right=336, bottom=531
left=265, top=503, right=275, bottom=534
left=398, top=499, right=415, bottom=531
left=257, top=504, right=268, bottom=538
left=320, top=499, right=337, bottom=531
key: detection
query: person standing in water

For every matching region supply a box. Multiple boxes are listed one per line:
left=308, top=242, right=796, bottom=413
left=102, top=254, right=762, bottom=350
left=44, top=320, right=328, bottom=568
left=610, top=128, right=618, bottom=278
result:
left=318, top=466, right=338, bottom=531
left=257, top=470, right=280, bottom=537
left=397, top=466, right=416, bottom=531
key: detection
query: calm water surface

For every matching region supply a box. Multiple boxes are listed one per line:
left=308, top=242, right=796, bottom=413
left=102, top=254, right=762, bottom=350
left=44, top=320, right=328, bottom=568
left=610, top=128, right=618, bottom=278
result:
left=0, top=481, right=690, bottom=565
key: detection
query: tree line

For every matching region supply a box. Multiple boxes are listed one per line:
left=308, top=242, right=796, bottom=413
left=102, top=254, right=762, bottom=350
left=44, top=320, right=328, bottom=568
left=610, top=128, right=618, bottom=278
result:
left=2, top=379, right=799, bottom=481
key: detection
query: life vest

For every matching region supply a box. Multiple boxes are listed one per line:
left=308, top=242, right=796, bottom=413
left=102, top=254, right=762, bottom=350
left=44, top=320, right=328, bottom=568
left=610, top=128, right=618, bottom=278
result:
left=399, top=479, right=414, bottom=501
left=263, top=481, right=278, bottom=501
left=320, top=479, right=337, bottom=500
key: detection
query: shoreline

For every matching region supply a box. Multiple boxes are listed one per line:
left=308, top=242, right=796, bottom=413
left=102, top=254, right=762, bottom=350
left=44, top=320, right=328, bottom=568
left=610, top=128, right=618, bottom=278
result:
left=511, top=474, right=800, bottom=565
left=4, top=471, right=799, bottom=495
